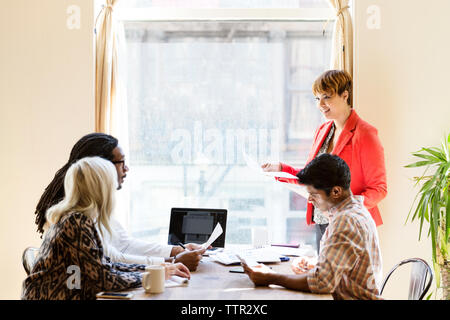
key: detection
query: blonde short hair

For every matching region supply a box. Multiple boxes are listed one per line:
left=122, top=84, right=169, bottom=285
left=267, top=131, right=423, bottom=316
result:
left=312, top=70, right=353, bottom=107
left=46, top=156, right=118, bottom=238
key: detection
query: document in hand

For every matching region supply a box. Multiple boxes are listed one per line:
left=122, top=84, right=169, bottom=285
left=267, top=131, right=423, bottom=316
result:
left=201, top=223, right=223, bottom=249
left=242, top=149, right=308, bottom=198
left=236, top=254, right=275, bottom=274
left=242, top=150, right=298, bottom=180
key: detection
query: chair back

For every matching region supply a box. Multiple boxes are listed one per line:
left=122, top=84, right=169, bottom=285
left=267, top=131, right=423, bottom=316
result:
left=22, top=247, right=39, bottom=275
left=380, top=258, right=433, bottom=300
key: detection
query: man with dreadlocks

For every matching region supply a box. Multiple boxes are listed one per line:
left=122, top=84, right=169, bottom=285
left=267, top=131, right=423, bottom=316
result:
left=34, top=133, right=206, bottom=271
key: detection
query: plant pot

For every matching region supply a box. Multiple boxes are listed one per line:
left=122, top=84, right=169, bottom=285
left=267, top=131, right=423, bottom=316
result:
left=442, top=260, right=450, bottom=300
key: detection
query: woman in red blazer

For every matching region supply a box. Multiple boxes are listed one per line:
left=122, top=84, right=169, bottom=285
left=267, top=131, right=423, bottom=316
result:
left=262, top=70, right=387, bottom=251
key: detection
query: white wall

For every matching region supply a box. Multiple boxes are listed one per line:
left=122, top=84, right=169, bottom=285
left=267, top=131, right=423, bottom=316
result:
left=354, top=0, right=450, bottom=299
left=0, top=0, right=94, bottom=299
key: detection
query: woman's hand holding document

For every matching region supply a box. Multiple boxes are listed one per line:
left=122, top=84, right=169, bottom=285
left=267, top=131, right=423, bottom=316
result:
left=243, top=150, right=309, bottom=199
left=243, top=151, right=298, bottom=179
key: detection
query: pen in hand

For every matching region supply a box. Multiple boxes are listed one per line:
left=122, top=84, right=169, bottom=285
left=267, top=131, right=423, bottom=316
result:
left=177, top=242, right=187, bottom=250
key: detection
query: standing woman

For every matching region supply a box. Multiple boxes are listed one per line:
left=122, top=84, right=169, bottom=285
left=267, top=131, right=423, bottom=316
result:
left=262, top=70, right=387, bottom=252
left=22, top=157, right=145, bottom=299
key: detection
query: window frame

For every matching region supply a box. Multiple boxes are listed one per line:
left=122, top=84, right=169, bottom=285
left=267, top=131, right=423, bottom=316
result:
left=116, top=8, right=335, bottom=23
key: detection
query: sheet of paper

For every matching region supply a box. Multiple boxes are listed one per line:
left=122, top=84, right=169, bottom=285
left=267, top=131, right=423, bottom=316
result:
left=165, top=275, right=189, bottom=288
left=235, top=253, right=259, bottom=267
left=269, top=245, right=317, bottom=257
left=262, top=171, right=299, bottom=179
left=278, top=181, right=309, bottom=199
left=242, top=150, right=298, bottom=179
left=201, top=223, right=223, bottom=249
left=236, top=253, right=276, bottom=273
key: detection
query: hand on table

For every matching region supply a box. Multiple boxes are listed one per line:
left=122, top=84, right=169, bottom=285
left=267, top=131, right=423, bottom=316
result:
left=291, top=257, right=316, bottom=275
left=164, top=262, right=191, bottom=280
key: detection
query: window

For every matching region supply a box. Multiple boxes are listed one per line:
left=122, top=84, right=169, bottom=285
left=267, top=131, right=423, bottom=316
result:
left=120, top=3, right=333, bottom=250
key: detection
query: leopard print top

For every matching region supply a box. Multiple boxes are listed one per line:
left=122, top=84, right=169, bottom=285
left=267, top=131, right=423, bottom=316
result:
left=22, top=212, right=145, bottom=300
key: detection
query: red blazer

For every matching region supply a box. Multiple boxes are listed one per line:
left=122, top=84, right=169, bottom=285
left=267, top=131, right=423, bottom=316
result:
left=280, top=110, right=387, bottom=226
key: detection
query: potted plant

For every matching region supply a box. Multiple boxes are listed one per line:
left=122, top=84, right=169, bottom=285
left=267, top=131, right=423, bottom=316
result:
left=405, top=133, right=450, bottom=299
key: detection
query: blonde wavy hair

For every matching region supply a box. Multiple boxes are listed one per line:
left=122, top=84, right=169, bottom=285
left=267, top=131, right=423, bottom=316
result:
left=46, top=156, right=118, bottom=238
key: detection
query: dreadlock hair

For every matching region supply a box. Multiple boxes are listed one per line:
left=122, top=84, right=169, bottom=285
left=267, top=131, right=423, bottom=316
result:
left=34, top=133, right=118, bottom=236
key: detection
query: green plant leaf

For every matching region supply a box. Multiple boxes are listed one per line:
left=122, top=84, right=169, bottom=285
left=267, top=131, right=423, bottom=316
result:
left=419, top=177, right=435, bottom=196
left=446, top=192, right=450, bottom=246
left=430, top=215, right=437, bottom=263
left=423, top=147, right=446, bottom=162
left=405, top=161, right=434, bottom=168
left=442, top=134, right=450, bottom=161
left=418, top=193, right=430, bottom=240
left=412, top=152, right=442, bottom=164
left=418, top=201, right=426, bottom=240
left=431, top=190, right=440, bottom=262
left=406, top=133, right=450, bottom=271
left=406, top=190, right=422, bottom=225
left=433, top=261, right=441, bottom=289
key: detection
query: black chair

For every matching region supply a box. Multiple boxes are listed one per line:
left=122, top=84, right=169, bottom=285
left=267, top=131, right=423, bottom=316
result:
left=380, top=258, right=433, bottom=300
left=22, top=247, right=39, bottom=275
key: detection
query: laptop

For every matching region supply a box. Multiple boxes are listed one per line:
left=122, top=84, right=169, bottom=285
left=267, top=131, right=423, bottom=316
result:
left=168, top=208, right=227, bottom=248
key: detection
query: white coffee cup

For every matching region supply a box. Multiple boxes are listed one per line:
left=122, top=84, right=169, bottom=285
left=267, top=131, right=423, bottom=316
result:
left=142, top=265, right=165, bottom=294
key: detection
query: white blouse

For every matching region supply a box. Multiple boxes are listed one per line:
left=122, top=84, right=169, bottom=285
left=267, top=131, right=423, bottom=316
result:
left=98, top=218, right=174, bottom=266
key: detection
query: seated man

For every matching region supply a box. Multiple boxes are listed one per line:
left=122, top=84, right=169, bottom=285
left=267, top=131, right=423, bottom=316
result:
left=243, top=154, right=383, bottom=300
left=34, top=133, right=206, bottom=271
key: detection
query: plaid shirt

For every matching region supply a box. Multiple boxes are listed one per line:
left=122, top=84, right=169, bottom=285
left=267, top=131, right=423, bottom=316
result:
left=307, top=195, right=383, bottom=300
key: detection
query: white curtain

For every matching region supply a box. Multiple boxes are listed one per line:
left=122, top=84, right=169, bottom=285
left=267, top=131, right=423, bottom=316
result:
left=327, top=0, right=353, bottom=75
left=95, top=0, right=130, bottom=230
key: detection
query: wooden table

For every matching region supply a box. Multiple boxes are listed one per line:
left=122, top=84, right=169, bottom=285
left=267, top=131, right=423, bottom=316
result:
left=126, top=257, right=332, bottom=300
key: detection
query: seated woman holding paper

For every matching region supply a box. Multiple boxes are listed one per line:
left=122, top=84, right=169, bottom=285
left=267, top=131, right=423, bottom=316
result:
left=262, top=70, right=387, bottom=251
left=22, top=157, right=189, bottom=300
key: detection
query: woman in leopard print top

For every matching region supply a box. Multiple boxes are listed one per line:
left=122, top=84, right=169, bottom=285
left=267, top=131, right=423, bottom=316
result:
left=22, top=157, right=144, bottom=300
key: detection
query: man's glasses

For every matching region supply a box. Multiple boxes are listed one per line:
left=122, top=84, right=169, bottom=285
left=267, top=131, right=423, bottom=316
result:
left=112, top=160, right=126, bottom=169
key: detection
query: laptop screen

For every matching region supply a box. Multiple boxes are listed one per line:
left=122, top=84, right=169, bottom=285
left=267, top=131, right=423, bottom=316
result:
left=168, top=208, right=227, bottom=248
